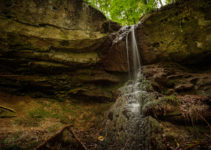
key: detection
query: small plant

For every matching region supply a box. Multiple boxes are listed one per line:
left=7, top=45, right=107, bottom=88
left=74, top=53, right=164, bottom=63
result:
left=160, top=95, right=181, bottom=105
left=182, top=104, right=209, bottom=125
left=178, top=95, right=210, bottom=126
left=142, top=95, right=181, bottom=117
left=3, top=138, right=9, bottom=144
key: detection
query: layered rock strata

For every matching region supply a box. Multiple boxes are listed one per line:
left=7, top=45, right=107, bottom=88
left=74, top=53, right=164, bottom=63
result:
left=0, top=0, right=122, bottom=100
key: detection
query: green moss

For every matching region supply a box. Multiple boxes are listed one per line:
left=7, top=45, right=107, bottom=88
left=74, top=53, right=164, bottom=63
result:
left=160, top=95, right=181, bottom=105
left=28, top=104, right=70, bottom=123
left=145, top=95, right=181, bottom=108
left=141, top=78, right=153, bottom=91
left=28, top=107, right=51, bottom=119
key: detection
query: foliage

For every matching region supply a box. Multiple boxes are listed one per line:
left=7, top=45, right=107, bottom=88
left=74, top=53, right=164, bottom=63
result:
left=142, top=94, right=181, bottom=117
left=84, top=0, right=174, bottom=25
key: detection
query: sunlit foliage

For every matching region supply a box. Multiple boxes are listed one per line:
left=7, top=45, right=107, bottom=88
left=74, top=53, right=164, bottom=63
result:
left=84, top=0, right=175, bottom=25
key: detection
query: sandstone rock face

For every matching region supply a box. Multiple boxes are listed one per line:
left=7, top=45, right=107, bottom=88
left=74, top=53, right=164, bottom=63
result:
left=137, top=0, right=211, bottom=65
left=0, top=0, right=109, bottom=52
left=0, top=0, right=122, bottom=100
left=0, top=0, right=106, bottom=32
left=102, top=34, right=128, bottom=72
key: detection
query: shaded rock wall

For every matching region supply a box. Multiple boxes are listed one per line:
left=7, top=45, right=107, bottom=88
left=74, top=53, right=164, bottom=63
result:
left=0, top=0, right=122, bottom=100
left=104, top=0, right=211, bottom=73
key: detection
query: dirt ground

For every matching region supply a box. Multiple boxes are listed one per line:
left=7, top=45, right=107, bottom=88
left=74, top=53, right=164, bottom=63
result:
left=0, top=91, right=113, bottom=149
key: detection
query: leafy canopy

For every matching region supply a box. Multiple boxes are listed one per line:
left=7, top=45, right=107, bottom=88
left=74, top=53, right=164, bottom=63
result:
left=84, top=0, right=175, bottom=25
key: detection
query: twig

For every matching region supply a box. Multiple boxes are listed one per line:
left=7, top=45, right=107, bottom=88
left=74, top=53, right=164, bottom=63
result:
left=199, top=114, right=211, bottom=132
left=184, top=143, right=200, bottom=150
left=0, top=105, right=16, bottom=113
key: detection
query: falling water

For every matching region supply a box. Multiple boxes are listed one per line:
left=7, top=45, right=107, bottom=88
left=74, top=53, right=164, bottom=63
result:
left=123, top=24, right=143, bottom=115
left=99, top=24, right=152, bottom=150
left=118, top=24, right=151, bottom=149
left=126, top=25, right=141, bottom=79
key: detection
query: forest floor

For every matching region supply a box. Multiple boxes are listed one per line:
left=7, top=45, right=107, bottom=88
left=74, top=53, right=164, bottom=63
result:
left=0, top=91, right=112, bottom=149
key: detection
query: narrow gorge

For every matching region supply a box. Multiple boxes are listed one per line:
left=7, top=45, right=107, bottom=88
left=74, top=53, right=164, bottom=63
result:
left=0, top=0, right=210, bottom=149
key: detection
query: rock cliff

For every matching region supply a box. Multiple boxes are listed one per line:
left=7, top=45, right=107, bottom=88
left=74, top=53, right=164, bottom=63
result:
left=0, top=0, right=211, bottom=149
left=137, top=0, right=211, bottom=65
left=0, top=0, right=121, bottom=101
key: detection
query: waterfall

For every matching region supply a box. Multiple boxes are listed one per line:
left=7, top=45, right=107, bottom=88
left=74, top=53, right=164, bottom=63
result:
left=123, top=25, right=143, bottom=113
left=126, top=25, right=141, bottom=79
left=118, top=24, right=151, bottom=149
left=99, top=24, right=152, bottom=150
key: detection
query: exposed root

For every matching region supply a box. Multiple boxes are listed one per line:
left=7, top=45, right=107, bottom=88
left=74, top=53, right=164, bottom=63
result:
left=184, top=143, right=200, bottom=150
left=36, top=124, right=88, bottom=150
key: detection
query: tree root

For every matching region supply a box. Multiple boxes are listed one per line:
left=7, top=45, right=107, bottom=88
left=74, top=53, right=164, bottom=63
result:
left=184, top=143, right=200, bottom=150
left=36, top=124, right=88, bottom=150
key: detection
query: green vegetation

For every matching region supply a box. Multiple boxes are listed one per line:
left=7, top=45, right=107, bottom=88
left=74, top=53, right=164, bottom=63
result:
left=143, top=95, right=181, bottom=110
left=160, top=95, right=181, bottom=105
left=84, top=0, right=176, bottom=25
left=143, top=95, right=181, bottom=117
left=27, top=102, right=73, bottom=124
left=28, top=107, right=51, bottom=119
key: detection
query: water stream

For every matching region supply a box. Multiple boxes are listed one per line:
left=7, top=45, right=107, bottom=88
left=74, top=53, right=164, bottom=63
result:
left=118, top=25, right=151, bottom=149
left=99, top=25, right=152, bottom=150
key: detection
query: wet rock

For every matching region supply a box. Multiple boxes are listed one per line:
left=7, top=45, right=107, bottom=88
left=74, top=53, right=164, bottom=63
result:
left=102, top=37, right=128, bottom=72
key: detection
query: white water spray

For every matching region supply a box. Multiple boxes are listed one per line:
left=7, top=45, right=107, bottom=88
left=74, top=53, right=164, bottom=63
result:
left=126, top=25, right=141, bottom=79
left=121, top=25, right=143, bottom=115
